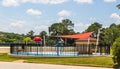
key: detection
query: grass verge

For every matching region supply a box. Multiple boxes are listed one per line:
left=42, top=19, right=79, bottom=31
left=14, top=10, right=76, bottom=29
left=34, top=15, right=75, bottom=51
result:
left=0, top=53, right=114, bottom=67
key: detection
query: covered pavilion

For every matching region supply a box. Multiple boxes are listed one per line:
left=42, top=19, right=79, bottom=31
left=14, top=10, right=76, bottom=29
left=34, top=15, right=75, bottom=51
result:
left=55, top=32, right=97, bottom=54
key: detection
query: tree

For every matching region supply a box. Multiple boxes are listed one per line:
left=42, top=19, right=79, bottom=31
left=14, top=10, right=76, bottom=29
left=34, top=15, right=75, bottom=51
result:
left=112, top=37, right=120, bottom=66
left=110, top=23, right=116, bottom=28
left=117, top=4, right=120, bottom=9
left=100, top=28, right=113, bottom=44
left=39, top=31, right=47, bottom=37
left=49, top=19, right=75, bottom=36
left=62, top=19, right=74, bottom=34
left=23, top=37, right=33, bottom=43
left=0, top=32, right=25, bottom=43
left=99, top=23, right=120, bottom=45
left=39, top=31, right=48, bottom=46
left=27, top=30, right=34, bottom=39
left=49, top=23, right=63, bottom=36
left=85, top=22, right=102, bottom=33
left=84, top=22, right=102, bottom=43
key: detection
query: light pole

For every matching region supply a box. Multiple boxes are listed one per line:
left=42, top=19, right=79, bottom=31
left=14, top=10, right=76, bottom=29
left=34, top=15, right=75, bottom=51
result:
left=95, top=28, right=101, bottom=54
left=55, top=30, right=59, bottom=56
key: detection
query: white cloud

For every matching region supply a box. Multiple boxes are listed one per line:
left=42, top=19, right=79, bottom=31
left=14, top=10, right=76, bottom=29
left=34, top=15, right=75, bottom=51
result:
left=8, top=20, right=27, bottom=34
left=34, top=25, right=48, bottom=34
left=89, top=17, right=97, bottom=23
left=74, top=0, right=93, bottom=4
left=110, top=13, right=120, bottom=20
left=104, top=0, right=116, bottom=3
left=90, top=17, right=96, bottom=21
left=75, top=23, right=90, bottom=27
left=2, top=0, right=68, bottom=7
left=9, top=21, right=49, bottom=34
left=26, top=8, right=42, bottom=16
left=2, top=0, right=19, bottom=7
left=74, top=22, right=90, bottom=32
left=21, top=0, right=68, bottom=4
left=58, top=17, right=64, bottom=22
left=10, top=21, right=25, bottom=28
left=49, top=0, right=68, bottom=4
left=21, top=0, right=49, bottom=4
left=58, top=10, right=71, bottom=17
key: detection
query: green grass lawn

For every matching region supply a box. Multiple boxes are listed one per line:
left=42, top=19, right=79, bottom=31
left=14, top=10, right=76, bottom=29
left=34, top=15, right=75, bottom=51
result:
left=0, top=53, right=114, bottom=67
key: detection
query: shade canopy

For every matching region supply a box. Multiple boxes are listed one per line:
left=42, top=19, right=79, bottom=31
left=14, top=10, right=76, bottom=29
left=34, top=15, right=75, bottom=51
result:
left=55, top=32, right=94, bottom=39
left=33, top=36, right=42, bottom=42
left=76, top=37, right=96, bottom=41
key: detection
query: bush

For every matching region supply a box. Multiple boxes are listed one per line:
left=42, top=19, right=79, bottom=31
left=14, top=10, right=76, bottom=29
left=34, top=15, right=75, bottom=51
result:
left=112, top=37, right=120, bottom=66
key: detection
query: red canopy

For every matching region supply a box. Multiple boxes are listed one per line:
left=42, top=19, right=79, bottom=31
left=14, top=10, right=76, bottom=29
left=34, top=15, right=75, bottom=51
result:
left=55, top=32, right=94, bottom=39
left=33, top=36, right=42, bottom=42
left=76, top=37, right=96, bottom=41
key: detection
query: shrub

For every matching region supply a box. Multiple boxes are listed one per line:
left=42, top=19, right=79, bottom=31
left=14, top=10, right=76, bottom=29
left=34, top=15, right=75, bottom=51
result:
left=112, top=37, right=120, bottom=66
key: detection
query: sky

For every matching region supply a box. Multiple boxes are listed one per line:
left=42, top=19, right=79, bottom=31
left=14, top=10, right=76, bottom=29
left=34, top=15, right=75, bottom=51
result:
left=0, top=0, right=120, bottom=35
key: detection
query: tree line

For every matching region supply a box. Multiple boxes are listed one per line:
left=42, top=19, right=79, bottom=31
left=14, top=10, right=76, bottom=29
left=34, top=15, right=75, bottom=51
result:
left=0, top=4, right=119, bottom=45
left=111, top=4, right=120, bottom=66
left=0, top=19, right=119, bottom=45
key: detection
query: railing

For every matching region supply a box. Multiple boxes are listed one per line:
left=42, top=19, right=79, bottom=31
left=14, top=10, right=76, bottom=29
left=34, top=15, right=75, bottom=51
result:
left=9, top=43, right=111, bottom=57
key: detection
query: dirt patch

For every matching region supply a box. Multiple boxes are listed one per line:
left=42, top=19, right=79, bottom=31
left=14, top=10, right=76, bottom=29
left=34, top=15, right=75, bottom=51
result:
left=13, top=60, right=27, bottom=63
left=0, top=47, right=10, bottom=53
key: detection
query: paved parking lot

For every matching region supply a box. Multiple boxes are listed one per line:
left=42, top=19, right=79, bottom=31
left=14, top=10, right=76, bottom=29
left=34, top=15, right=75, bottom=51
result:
left=0, top=62, right=113, bottom=69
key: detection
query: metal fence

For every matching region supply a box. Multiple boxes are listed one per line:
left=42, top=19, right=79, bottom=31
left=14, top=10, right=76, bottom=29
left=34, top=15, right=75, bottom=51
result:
left=9, top=43, right=111, bottom=57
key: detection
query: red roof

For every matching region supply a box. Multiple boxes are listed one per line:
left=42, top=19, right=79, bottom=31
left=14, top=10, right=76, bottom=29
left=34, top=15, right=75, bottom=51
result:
left=56, top=32, right=94, bottom=39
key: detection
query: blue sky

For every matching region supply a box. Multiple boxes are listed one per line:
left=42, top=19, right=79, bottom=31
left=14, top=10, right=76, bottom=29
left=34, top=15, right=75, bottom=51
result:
left=0, top=0, right=120, bottom=35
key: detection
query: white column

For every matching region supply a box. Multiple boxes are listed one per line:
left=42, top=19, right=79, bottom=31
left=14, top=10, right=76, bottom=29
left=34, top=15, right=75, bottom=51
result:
left=43, top=35, right=46, bottom=46
left=87, top=38, right=90, bottom=53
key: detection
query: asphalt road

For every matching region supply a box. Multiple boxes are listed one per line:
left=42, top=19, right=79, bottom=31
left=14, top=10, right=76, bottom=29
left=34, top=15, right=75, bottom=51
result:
left=0, top=62, right=113, bottom=69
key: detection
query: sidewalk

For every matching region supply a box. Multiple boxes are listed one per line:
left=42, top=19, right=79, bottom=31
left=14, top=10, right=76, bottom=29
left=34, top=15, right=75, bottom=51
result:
left=0, top=61, right=113, bottom=69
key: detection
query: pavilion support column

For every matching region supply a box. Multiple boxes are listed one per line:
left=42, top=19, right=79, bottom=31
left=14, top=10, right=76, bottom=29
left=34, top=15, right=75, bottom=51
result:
left=65, top=38, right=67, bottom=46
left=87, top=38, right=90, bottom=54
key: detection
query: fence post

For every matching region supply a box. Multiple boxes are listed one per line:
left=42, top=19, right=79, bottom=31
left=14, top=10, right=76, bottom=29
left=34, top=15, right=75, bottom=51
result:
left=10, top=44, right=12, bottom=54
